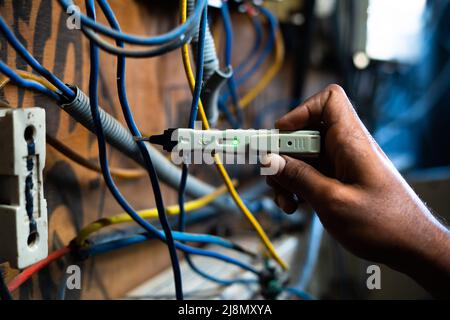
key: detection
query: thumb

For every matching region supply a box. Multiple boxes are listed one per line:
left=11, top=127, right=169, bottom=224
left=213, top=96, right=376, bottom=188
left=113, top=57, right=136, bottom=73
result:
left=265, top=153, right=339, bottom=205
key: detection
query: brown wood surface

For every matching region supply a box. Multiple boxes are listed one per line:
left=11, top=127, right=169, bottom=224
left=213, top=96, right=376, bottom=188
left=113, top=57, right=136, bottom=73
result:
left=0, top=0, right=294, bottom=299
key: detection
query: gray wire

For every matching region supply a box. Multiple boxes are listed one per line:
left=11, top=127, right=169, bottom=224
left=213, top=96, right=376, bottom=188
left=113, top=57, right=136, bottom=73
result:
left=60, top=87, right=232, bottom=210
left=81, top=26, right=197, bottom=58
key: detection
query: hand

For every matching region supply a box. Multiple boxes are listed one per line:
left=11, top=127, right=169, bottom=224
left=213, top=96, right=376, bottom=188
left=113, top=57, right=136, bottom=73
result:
left=265, top=84, right=450, bottom=297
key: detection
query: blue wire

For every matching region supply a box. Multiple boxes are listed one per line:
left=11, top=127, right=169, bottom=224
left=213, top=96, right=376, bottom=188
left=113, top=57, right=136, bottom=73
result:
left=221, top=2, right=243, bottom=125
left=234, top=13, right=264, bottom=77
left=82, top=233, right=258, bottom=286
left=88, top=231, right=243, bottom=251
left=91, top=0, right=258, bottom=278
left=0, top=61, right=62, bottom=102
left=185, top=259, right=257, bottom=286
left=297, top=214, right=324, bottom=291
left=58, top=0, right=207, bottom=46
left=220, top=7, right=277, bottom=104
left=218, top=12, right=263, bottom=119
left=0, top=17, right=75, bottom=100
left=0, top=0, right=259, bottom=279
left=284, top=287, right=315, bottom=300
left=236, top=7, right=277, bottom=87
left=178, top=1, right=208, bottom=232
left=90, top=0, right=183, bottom=300
left=177, top=4, right=258, bottom=287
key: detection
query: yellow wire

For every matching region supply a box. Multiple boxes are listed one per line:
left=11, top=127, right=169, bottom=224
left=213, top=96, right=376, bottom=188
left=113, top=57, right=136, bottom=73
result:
left=75, top=181, right=236, bottom=246
left=180, top=0, right=288, bottom=270
left=239, top=28, right=285, bottom=108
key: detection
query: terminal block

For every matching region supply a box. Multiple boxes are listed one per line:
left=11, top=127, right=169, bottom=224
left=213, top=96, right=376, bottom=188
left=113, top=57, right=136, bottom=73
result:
left=0, top=107, right=48, bottom=269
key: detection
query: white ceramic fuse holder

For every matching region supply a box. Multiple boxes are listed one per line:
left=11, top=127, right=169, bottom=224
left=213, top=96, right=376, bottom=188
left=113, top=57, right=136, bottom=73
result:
left=0, top=107, right=48, bottom=269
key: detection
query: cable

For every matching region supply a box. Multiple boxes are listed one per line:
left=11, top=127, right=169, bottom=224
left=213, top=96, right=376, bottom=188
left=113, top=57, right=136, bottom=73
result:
left=220, top=1, right=244, bottom=123
left=1, top=65, right=257, bottom=277
left=234, top=7, right=264, bottom=77
left=184, top=257, right=258, bottom=286
left=180, top=0, right=288, bottom=271
left=75, top=182, right=234, bottom=246
left=8, top=230, right=259, bottom=294
left=0, top=61, right=62, bottom=102
left=0, top=269, right=13, bottom=300
left=80, top=24, right=197, bottom=58
left=297, top=214, right=324, bottom=291
left=93, top=0, right=183, bottom=300
left=0, top=69, right=153, bottom=180
left=235, top=7, right=277, bottom=88
left=82, top=231, right=254, bottom=257
left=178, top=2, right=240, bottom=286
left=0, top=68, right=59, bottom=92
left=0, top=17, right=75, bottom=100
left=7, top=246, right=71, bottom=293
left=284, top=287, right=315, bottom=300
left=80, top=234, right=259, bottom=274
left=239, top=27, right=284, bottom=108
left=46, top=134, right=146, bottom=179
left=218, top=6, right=278, bottom=114
left=57, top=0, right=207, bottom=46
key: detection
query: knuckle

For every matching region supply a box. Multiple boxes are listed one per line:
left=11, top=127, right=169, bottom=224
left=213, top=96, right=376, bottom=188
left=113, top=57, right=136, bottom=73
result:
left=322, top=185, right=348, bottom=204
left=282, top=161, right=310, bottom=191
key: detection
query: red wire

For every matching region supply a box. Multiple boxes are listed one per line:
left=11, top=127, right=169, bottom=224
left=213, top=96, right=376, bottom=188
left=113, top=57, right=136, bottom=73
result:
left=7, top=246, right=72, bottom=293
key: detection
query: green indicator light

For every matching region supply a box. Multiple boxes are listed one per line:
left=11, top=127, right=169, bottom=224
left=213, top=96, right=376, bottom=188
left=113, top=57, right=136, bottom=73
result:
left=232, top=137, right=240, bottom=147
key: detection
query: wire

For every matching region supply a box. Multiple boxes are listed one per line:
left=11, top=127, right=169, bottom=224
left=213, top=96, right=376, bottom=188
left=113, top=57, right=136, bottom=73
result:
left=81, top=233, right=259, bottom=274
left=0, top=70, right=147, bottom=180
left=75, top=182, right=234, bottom=246
left=178, top=0, right=208, bottom=232
left=0, top=68, right=59, bottom=92
left=0, top=61, right=62, bottom=102
left=221, top=1, right=244, bottom=123
left=80, top=24, right=197, bottom=58
left=0, top=17, right=75, bottom=100
left=94, top=0, right=184, bottom=300
left=82, top=232, right=253, bottom=257
left=284, top=287, right=315, bottom=300
left=1, top=7, right=261, bottom=294
left=178, top=1, right=239, bottom=286
left=235, top=7, right=277, bottom=88
left=46, top=134, right=146, bottom=179
left=239, top=27, right=284, bottom=108
left=57, top=0, right=207, bottom=46
left=1, top=16, right=257, bottom=281
left=7, top=246, right=71, bottom=293
left=184, top=257, right=258, bottom=286
left=297, top=214, right=324, bottom=291
left=180, top=0, right=288, bottom=271
left=8, top=228, right=259, bottom=294
left=218, top=6, right=279, bottom=115
left=234, top=7, right=264, bottom=77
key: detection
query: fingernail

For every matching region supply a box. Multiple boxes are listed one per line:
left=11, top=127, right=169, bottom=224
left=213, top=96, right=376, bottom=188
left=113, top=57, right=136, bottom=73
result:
left=263, top=153, right=286, bottom=174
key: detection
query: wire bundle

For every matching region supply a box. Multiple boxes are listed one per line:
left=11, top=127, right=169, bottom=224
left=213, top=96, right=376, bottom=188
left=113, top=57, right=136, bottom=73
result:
left=0, top=0, right=314, bottom=300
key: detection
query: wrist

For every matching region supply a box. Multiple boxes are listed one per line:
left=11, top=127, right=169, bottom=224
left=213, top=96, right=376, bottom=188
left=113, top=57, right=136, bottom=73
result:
left=390, top=211, right=450, bottom=297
